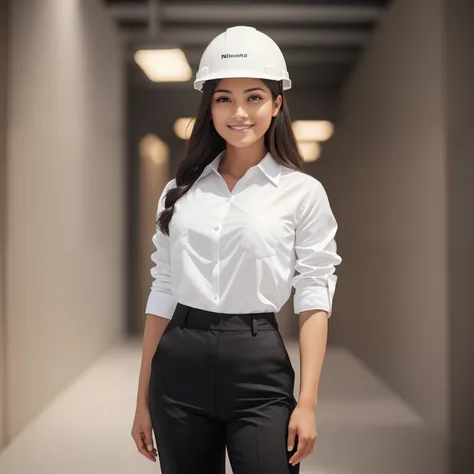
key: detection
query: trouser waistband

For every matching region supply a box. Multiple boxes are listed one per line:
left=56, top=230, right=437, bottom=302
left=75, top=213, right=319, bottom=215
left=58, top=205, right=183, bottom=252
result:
left=171, top=302, right=278, bottom=336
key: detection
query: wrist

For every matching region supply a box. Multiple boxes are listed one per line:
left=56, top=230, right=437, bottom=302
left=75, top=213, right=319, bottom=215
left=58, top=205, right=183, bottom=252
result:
left=137, top=394, right=149, bottom=410
left=298, top=393, right=317, bottom=409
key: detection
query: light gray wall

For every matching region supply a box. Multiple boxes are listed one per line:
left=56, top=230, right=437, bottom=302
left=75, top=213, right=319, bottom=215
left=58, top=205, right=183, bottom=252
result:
left=0, top=0, right=9, bottom=450
left=323, top=0, right=448, bottom=438
left=4, top=0, right=125, bottom=441
left=446, top=0, right=474, bottom=471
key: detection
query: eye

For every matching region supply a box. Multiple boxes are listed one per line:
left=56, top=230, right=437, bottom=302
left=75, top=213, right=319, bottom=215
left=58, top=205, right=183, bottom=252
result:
left=248, top=95, right=262, bottom=101
left=215, top=96, right=230, bottom=103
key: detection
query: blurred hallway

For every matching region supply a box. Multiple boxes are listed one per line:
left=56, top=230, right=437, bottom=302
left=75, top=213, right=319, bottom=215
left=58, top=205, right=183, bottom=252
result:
left=0, top=340, right=446, bottom=474
left=1, top=0, right=473, bottom=473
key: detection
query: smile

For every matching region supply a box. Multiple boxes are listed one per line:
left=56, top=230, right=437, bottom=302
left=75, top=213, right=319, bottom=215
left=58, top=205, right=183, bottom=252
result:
left=228, top=125, right=254, bottom=132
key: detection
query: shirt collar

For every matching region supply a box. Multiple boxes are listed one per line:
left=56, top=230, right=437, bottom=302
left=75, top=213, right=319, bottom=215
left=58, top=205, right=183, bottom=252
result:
left=195, top=150, right=282, bottom=186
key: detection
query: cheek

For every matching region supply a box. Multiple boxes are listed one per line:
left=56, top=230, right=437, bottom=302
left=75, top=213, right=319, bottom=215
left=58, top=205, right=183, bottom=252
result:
left=210, top=107, right=229, bottom=133
left=254, top=103, right=273, bottom=123
left=252, top=106, right=273, bottom=132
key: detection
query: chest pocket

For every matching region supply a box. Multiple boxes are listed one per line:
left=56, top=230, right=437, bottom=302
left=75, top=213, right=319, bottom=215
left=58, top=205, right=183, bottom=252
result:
left=240, top=213, right=283, bottom=259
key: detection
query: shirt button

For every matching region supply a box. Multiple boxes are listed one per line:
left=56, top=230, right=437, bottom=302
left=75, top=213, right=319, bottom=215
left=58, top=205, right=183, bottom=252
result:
left=213, top=295, right=218, bottom=301
left=214, top=225, right=219, bottom=231
left=226, top=198, right=230, bottom=203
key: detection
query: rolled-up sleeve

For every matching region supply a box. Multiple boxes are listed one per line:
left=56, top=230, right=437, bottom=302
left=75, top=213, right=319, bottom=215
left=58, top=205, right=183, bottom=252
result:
left=292, top=181, right=342, bottom=317
left=145, top=179, right=178, bottom=319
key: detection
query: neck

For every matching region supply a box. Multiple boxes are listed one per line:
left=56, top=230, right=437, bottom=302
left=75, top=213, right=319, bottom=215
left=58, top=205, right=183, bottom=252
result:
left=219, top=139, right=267, bottom=178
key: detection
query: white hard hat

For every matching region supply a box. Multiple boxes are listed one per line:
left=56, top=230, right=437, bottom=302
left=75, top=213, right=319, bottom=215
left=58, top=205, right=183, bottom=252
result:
left=194, top=26, right=291, bottom=92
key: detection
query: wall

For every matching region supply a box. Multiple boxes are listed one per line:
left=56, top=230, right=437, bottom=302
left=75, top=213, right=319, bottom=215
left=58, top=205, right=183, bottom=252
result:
left=4, top=0, right=125, bottom=440
left=137, top=135, right=170, bottom=333
left=0, top=0, right=9, bottom=450
left=323, top=0, right=448, bottom=437
left=445, top=0, right=474, bottom=471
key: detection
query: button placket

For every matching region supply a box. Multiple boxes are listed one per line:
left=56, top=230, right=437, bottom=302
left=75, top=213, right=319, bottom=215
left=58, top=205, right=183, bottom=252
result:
left=210, top=196, right=232, bottom=305
left=211, top=220, right=221, bottom=304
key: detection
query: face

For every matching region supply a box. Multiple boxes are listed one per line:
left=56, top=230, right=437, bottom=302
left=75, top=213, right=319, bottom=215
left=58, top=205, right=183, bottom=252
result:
left=210, top=77, right=282, bottom=149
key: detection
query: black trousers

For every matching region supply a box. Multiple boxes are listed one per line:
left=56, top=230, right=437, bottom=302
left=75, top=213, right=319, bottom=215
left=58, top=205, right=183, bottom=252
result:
left=149, top=302, right=300, bottom=474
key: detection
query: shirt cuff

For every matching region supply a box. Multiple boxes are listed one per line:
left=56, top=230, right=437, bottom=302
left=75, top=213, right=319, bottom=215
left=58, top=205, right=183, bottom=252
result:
left=293, top=274, right=338, bottom=318
left=145, top=291, right=178, bottom=320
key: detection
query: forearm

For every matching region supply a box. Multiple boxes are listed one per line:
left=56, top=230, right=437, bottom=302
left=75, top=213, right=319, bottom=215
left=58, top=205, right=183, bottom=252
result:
left=136, top=313, right=170, bottom=409
left=297, top=309, right=328, bottom=408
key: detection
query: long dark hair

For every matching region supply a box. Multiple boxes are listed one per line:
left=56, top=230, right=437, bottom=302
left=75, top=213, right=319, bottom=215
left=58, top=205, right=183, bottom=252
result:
left=157, top=79, right=304, bottom=236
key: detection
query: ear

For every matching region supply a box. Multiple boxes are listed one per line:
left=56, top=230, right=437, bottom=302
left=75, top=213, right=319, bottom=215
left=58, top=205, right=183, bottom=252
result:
left=272, top=95, right=283, bottom=117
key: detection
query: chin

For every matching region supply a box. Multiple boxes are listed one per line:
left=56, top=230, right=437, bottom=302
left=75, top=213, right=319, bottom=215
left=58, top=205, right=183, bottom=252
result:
left=219, top=130, right=265, bottom=149
left=225, top=138, right=260, bottom=148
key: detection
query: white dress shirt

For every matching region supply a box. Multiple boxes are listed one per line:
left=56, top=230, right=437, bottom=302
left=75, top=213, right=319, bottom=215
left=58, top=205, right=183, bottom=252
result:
left=145, top=150, right=342, bottom=319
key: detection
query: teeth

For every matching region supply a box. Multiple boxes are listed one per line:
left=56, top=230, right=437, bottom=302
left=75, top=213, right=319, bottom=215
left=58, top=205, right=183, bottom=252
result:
left=230, top=125, right=252, bottom=130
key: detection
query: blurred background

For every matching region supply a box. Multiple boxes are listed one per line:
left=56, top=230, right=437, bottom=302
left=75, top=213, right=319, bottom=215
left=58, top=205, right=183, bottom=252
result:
left=0, top=0, right=473, bottom=473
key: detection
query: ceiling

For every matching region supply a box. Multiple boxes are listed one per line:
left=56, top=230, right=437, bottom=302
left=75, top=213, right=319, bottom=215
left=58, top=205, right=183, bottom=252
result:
left=104, top=0, right=392, bottom=91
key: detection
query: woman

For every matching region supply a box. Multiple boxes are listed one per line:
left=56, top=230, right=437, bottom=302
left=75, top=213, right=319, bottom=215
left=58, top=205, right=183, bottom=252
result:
left=131, top=26, right=342, bottom=474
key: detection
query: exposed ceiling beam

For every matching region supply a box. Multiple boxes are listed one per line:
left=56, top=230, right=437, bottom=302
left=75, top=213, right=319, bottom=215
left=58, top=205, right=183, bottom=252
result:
left=126, top=48, right=359, bottom=65
left=121, top=27, right=370, bottom=47
left=108, top=3, right=383, bottom=23
left=128, top=65, right=349, bottom=89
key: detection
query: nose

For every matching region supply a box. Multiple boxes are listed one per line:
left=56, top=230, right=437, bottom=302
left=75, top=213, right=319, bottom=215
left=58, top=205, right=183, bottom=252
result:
left=232, top=105, right=248, bottom=120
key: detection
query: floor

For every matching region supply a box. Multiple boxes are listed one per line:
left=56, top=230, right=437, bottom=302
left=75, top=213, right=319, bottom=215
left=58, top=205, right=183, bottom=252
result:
left=0, top=337, right=447, bottom=474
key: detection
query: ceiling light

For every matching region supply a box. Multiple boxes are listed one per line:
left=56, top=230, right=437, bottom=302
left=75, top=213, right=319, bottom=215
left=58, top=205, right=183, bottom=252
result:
left=292, top=120, right=334, bottom=142
left=297, top=141, right=321, bottom=162
left=173, top=117, right=196, bottom=140
left=134, top=48, right=192, bottom=83
left=139, top=134, right=169, bottom=165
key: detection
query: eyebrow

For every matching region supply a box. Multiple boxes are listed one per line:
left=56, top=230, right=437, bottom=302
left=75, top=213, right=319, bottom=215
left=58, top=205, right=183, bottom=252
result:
left=214, top=87, right=267, bottom=94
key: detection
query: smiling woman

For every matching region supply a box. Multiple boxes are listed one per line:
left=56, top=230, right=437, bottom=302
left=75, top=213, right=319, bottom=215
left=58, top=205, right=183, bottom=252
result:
left=210, top=78, right=282, bottom=152
left=133, top=25, right=342, bottom=474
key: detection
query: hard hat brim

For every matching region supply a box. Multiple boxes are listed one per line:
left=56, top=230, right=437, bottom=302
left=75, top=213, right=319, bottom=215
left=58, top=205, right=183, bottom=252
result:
left=194, top=70, right=292, bottom=92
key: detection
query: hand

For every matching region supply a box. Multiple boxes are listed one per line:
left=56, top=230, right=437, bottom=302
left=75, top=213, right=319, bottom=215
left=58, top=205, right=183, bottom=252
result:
left=131, top=405, right=158, bottom=462
left=287, top=403, right=317, bottom=466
